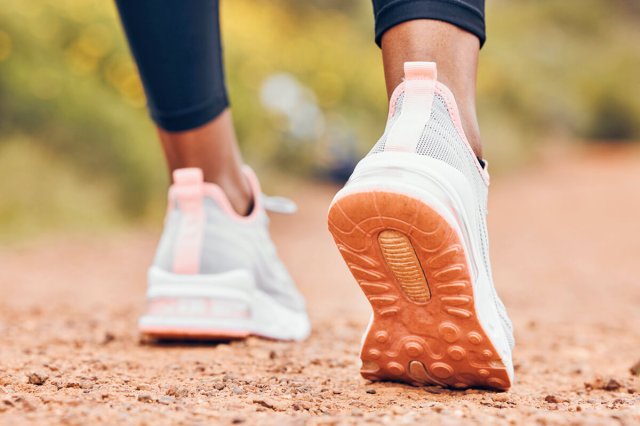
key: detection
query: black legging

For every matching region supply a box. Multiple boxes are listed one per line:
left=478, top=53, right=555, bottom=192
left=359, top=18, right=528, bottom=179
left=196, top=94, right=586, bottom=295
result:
left=115, top=0, right=485, bottom=133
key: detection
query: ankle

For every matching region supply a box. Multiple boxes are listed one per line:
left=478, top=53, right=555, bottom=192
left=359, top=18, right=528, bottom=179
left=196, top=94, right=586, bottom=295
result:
left=215, top=168, right=253, bottom=216
left=158, top=110, right=253, bottom=215
left=457, top=103, right=483, bottom=158
left=381, top=20, right=483, bottom=157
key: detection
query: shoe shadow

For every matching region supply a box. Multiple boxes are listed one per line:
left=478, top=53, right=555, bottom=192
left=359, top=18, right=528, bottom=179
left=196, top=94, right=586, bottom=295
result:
left=139, top=336, right=244, bottom=347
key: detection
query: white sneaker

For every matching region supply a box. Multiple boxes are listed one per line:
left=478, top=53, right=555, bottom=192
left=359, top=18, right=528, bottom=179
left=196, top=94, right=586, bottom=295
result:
left=328, top=62, right=514, bottom=390
left=139, top=167, right=310, bottom=341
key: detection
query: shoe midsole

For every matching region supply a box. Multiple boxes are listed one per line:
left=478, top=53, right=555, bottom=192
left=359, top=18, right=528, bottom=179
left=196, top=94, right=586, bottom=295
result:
left=140, top=267, right=311, bottom=341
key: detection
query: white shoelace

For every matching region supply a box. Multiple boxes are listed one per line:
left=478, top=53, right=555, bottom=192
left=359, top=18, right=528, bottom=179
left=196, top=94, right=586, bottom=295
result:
left=261, top=194, right=298, bottom=214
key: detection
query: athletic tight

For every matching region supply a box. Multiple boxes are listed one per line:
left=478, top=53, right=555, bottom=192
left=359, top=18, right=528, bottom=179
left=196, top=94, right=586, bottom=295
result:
left=114, top=0, right=485, bottom=133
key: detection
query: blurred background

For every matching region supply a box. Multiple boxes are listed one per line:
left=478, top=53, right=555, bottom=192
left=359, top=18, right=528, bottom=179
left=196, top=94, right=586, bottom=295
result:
left=1, top=3, right=640, bottom=422
left=1, top=0, right=640, bottom=239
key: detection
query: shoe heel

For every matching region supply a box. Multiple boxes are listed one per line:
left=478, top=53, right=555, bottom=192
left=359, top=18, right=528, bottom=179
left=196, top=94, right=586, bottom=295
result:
left=328, top=190, right=511, bottom=390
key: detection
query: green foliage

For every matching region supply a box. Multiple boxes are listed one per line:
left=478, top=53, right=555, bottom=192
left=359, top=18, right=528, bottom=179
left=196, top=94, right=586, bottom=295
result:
left=0, top=0, right=639, bottom=235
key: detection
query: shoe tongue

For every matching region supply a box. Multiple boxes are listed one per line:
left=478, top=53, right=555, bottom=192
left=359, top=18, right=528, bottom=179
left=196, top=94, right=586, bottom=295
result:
left=171, top=168, right=204, bottom=210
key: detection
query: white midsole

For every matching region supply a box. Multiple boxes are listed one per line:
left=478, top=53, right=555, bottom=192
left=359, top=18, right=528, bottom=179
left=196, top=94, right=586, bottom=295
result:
left=333, top=152, right=514, bottom=380
left=139, top=266, right=311, bottom=341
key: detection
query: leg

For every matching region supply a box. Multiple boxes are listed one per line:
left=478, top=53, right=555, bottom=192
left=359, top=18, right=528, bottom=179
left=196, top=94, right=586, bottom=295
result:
left=328, top=1, right=514, bottom=390
left=115, top=0, right=251, bottom=214
left=373, top=0, right=484, bottom=156
left=115, top=0, right=310, bottom=341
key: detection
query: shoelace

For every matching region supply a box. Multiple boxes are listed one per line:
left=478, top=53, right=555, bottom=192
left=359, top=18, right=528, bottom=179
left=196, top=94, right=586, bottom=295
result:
left=261, top=194, right=298, bottom=214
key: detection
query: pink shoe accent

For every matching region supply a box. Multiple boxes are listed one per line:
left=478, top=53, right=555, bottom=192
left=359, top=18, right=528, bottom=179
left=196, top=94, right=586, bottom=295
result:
left=385, top=61, right=489, bottom=184
left=171, top=168, right=205, bottom=274
left=168, top=166, right=265, bottom=273
left=387, top=82, right=404, bottom=119
left=404, top=61, right=437, bottom=80
left=434, top=83, right=490, bottom=184
left=202, top=166, right=263, bottom=224
left=384, top=62, right=437, bottom=153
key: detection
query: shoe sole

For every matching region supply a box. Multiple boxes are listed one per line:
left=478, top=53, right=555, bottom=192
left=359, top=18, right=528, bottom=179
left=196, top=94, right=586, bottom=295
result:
left=328, top=190, right=511, bottom=391
left=139, top=268, right=311, bottom=342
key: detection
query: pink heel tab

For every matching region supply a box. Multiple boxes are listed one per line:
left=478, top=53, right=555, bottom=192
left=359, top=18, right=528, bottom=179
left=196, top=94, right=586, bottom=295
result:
left=169, top=168, right=205, bottom=209
left=173, top=167, right=204, bottom=185
left=170, top=168, right=205, bottom=275
left=388, top=62, right=437, bottom=119
left=404, top=61, right=437, bottom=80
left=386, top=62, right=489, bottom=184
left=201, top=166, right=262, bottom=223
left=434, top=81, right=490, bottom=185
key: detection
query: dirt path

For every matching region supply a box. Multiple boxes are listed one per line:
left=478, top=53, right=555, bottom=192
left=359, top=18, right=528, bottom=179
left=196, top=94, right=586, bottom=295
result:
left=1, top=146, right=639, bottom=425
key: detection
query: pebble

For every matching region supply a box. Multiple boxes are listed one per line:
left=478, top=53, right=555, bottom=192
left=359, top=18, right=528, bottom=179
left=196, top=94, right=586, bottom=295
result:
left=137, top=393, right=154, bottom=403
left=366, top=389, right=377, bottom=394
left=101, top=332, right=115, bottom=345
left=157, top=396, right=175, bottom=405
left=544, top=395, right=562, bottom=404
left=630, top=360, right=640, bottom=376
left=492, top=394, right=509, bottom=402
left=603, top=379, right=622, bottom=391
left=166, top=386, right=189, bottom=398
left=26, top=372, right=48, bottom=386
left=253, top=397, right=288, bottom=411
left=424, top=386, right=447, bottom=395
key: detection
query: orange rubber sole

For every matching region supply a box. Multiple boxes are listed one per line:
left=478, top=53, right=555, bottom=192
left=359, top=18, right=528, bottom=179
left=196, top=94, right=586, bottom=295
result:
left=328, top=191, right=511, bottom=390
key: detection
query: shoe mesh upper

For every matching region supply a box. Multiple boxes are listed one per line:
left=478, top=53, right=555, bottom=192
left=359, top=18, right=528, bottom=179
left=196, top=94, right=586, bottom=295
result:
left=369, top=90, right=514, bottom=349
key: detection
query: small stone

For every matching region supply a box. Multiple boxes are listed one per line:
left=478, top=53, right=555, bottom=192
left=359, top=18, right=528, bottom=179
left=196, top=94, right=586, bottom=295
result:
left=157, top=396, right=175, bottom=405
left=26, top=372, right=48, bottom=386
left=214, top=382, right=225, bottom=391
left=166, top=386, right=189, bottom=398
left=424, top=386, right=447, bottom=394
left=137, top=393, right=154, bottom=403
left=630, top=360, right=640, bottom=376
left=545, top=395, right=561, bottom=403
left=102, top=332, right=115, bottom=345
left=603, top=379, right=622, bottom=391
left=232, top=417, right=246, bottom=424
left=231, top=386, right=244, bottom=395
left=492, top=394, right=509, bottom=402
left=366, top=388, right=377, bottom=394
left=252, top=397, right=287, bottom=411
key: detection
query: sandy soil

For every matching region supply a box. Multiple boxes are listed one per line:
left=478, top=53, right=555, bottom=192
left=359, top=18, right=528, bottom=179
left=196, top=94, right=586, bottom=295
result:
left=1, top=145, right=639, bottom=425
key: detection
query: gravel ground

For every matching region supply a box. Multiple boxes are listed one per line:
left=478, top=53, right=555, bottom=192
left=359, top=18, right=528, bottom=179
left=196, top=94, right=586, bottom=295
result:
left=1, top=145, right=639, bottom=425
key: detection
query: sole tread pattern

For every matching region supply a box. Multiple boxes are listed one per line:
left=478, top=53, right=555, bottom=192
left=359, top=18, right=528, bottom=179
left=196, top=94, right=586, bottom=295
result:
left=328, top=191, right=511, bottom=391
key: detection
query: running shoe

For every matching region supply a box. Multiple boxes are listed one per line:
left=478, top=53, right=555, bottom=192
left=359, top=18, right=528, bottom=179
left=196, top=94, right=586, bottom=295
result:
left=327, top=62, right=514, bottom=390
left=139, top=167, right=310, bottom=341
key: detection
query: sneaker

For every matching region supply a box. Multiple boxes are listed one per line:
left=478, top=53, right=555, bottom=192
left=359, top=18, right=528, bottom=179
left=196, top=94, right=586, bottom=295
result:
left=327, top=62, right=514, bottom=390
left=139, top=167, right=310, bottom=341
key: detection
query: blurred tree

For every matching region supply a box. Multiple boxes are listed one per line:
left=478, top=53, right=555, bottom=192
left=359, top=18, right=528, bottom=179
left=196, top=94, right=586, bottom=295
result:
left=0, top=0, right=639, bottom=236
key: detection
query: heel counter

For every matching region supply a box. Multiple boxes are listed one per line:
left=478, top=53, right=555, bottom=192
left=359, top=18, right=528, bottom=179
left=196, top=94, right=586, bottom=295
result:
left=171, top=168, right=206, bottom=274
